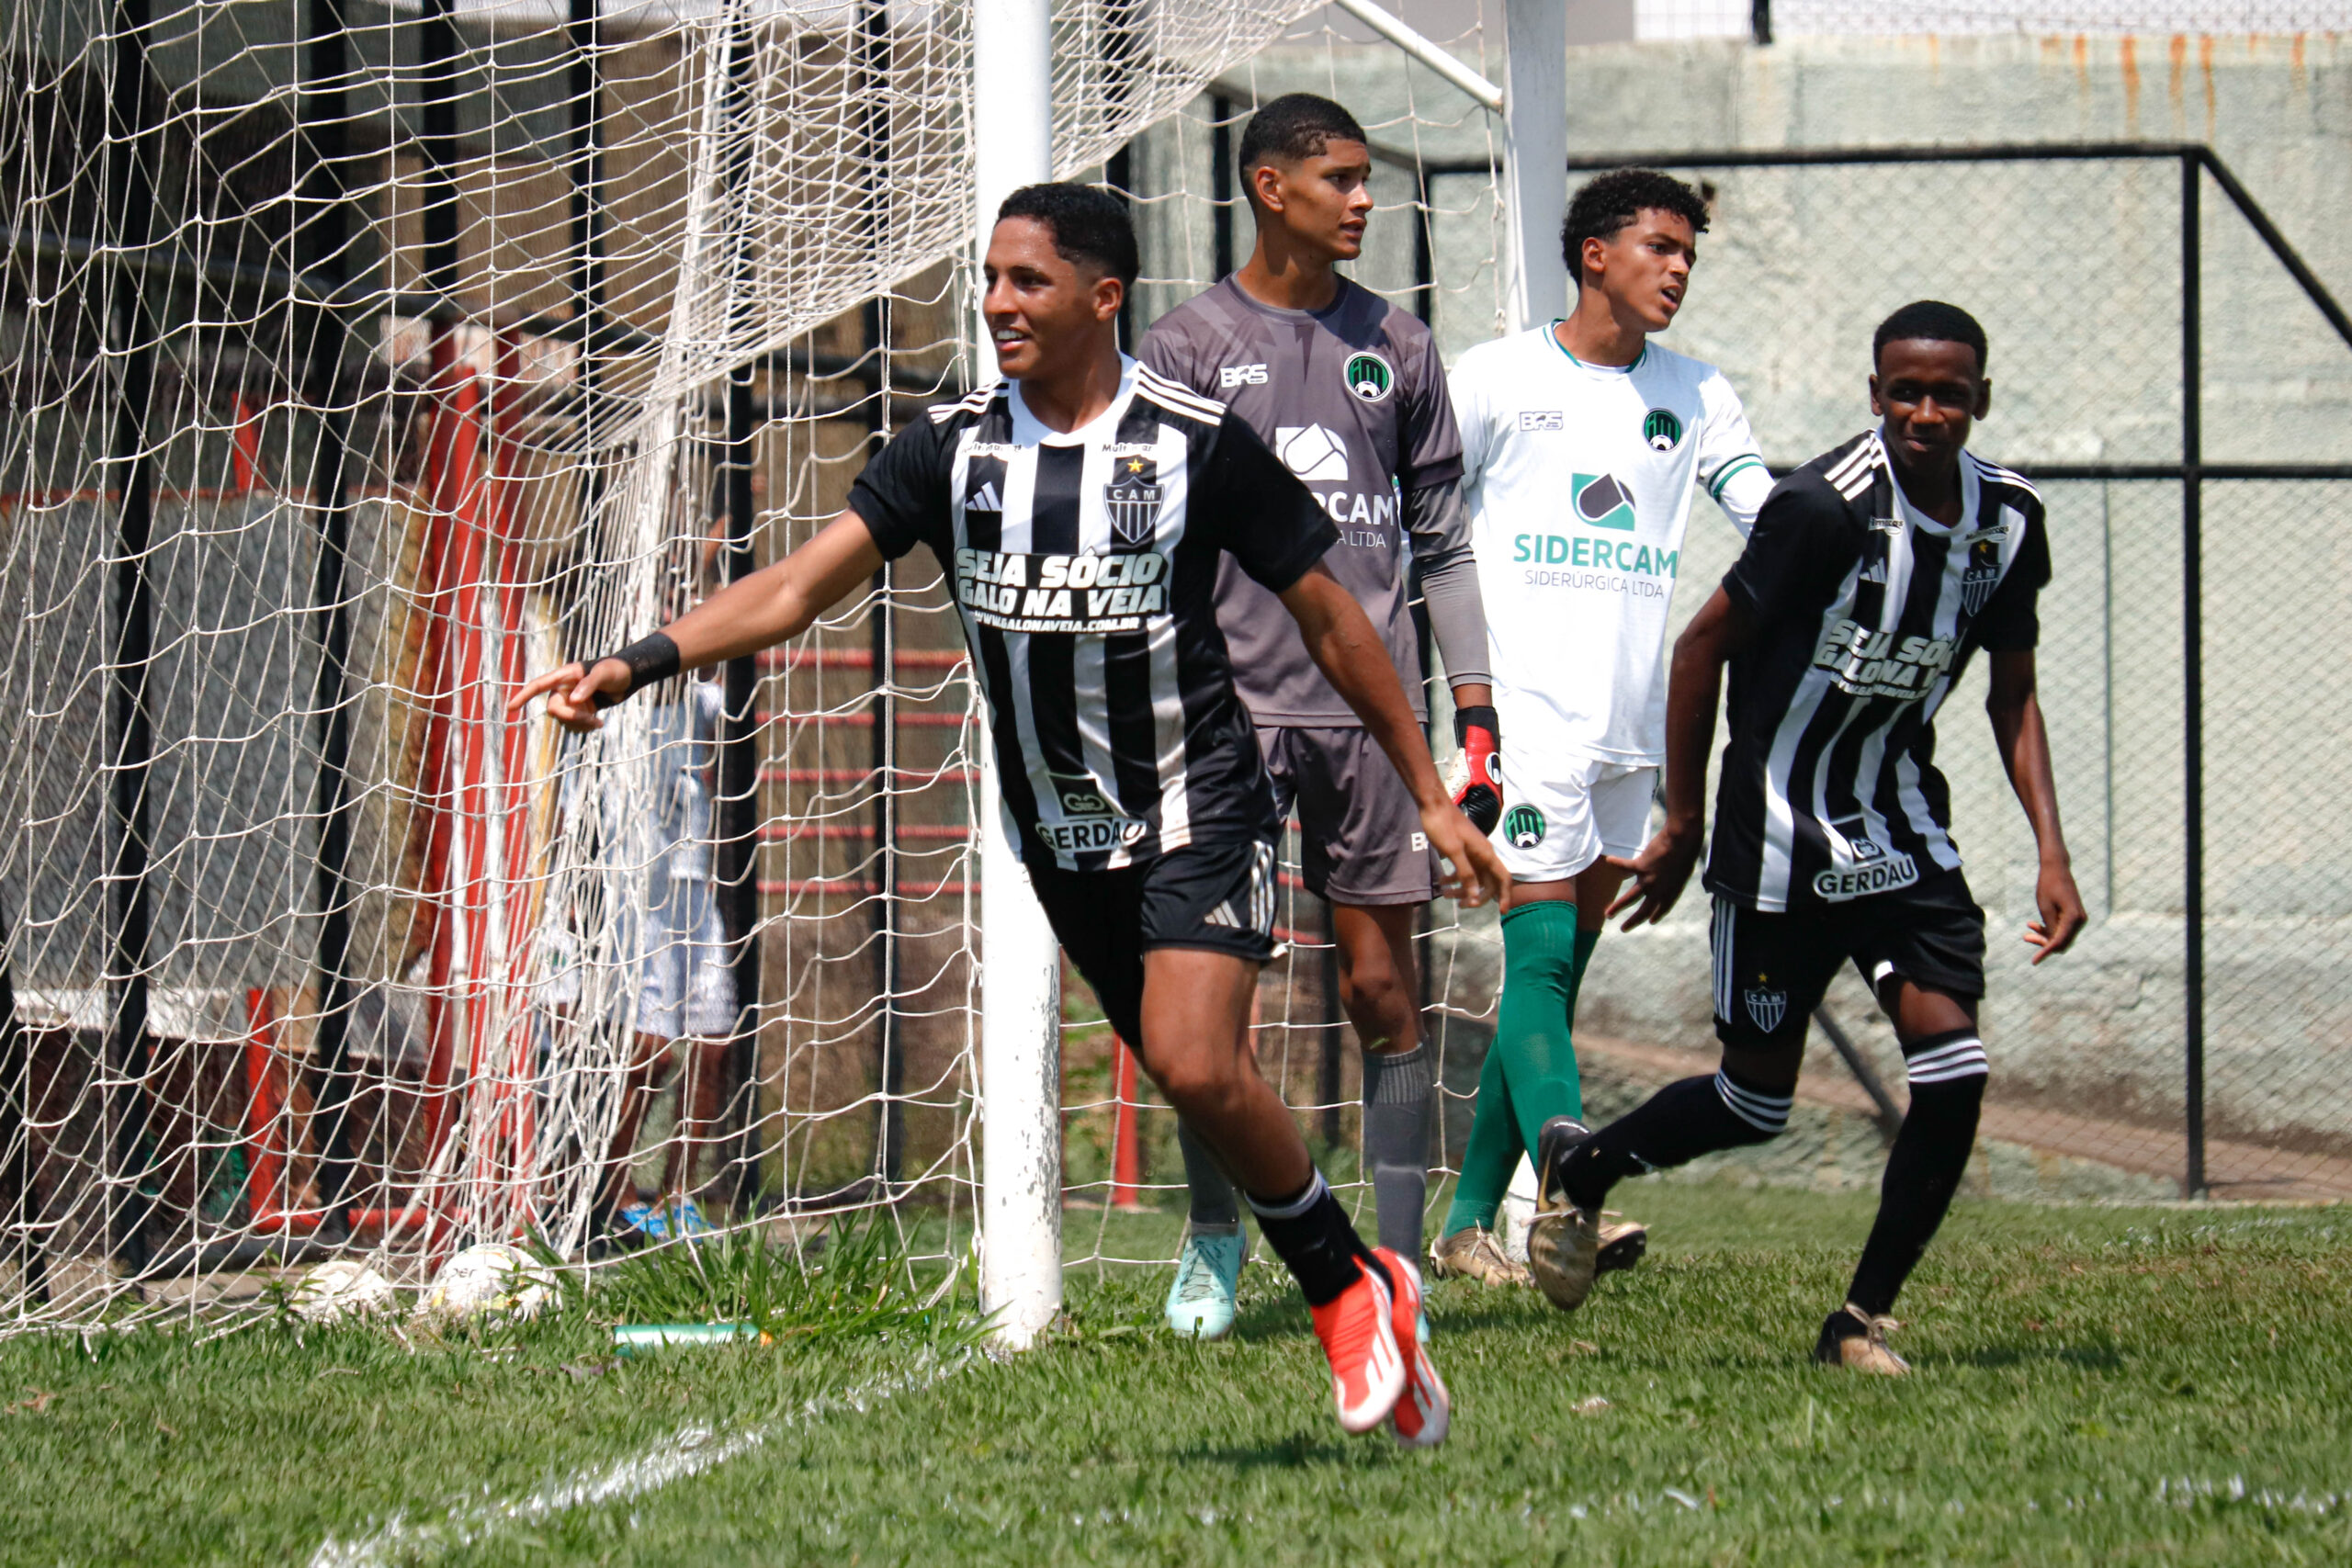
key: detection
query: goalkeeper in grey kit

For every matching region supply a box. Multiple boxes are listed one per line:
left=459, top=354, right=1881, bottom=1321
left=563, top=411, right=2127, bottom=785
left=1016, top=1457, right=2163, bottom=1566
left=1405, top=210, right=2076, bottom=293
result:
left=1137, top=92, right=1503, bottom=1341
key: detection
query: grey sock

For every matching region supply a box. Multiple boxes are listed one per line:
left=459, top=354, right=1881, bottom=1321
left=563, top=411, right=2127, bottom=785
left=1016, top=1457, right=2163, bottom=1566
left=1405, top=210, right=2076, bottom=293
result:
left=1175, top=1120, right=1243, bottom=1230
left=1361, top=1044, right=1433, bottom=1261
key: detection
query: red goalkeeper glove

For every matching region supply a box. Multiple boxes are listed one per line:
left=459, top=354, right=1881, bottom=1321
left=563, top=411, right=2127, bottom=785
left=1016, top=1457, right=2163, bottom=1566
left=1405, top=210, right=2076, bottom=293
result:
left=1448, top=705, right=1501, bottom=836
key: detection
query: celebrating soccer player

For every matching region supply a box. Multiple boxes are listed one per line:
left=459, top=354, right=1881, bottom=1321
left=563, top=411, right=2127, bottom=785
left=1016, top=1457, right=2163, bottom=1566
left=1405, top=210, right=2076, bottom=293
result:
left=1431, top=169, right=1775, bottom=1303
left=1536, top=300, right=2087, bottom=1371
left=512, top=183, right=1507, bottom=1442
left=1137, top=93, right=1495, bottom=1339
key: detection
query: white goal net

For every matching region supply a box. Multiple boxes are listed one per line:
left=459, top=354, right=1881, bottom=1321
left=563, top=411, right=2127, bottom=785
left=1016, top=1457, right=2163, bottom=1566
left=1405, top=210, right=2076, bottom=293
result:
left=2, top=0, right=1527, bottom=1330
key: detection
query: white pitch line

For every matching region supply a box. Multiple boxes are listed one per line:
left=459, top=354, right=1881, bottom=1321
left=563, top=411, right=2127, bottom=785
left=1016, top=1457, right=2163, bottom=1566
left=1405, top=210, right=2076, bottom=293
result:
left=308, top=1352, right=971, bottom=1568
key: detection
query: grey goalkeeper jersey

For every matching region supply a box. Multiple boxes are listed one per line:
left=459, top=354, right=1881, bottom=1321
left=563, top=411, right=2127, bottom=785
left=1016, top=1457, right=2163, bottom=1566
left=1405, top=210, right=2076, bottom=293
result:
left=1139, top=276, right=1478, bottom=726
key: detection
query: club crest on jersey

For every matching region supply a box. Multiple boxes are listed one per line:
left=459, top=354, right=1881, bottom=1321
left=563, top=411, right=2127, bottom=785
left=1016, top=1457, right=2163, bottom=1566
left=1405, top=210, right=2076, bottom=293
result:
left=1104, top=454, right=1164, bottom=547
left=1643, top=408, right=1683, bottom=452
left=1502, top=804, right=1546, bottom=849
left=1343, top=350, right=1395, bottom=403
left=1961, top=536, right=2003, bottom=615
left=1744, top=983, right=1788, bottom=1034
left=1572, top=473, right=1636, bottom=532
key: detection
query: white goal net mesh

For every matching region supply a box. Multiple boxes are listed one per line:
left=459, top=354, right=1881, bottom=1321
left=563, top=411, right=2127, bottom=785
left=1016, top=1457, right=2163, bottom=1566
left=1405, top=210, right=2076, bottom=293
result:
left=0, top=0, right=1513, bottom=1329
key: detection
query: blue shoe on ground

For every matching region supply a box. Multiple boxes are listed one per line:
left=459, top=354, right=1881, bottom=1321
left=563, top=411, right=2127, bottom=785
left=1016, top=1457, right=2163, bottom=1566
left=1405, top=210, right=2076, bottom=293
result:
left=1164, top=1227, right=1245, bottom=1340
left=618, top=1201, right=668, bottom=1242
left=665, top=1197, right=718, bottom=1242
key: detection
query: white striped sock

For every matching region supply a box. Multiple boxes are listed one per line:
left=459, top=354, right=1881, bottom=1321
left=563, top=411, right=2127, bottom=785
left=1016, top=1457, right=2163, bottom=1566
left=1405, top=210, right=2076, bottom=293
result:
left=1245, top=1169, right=1329, bottom=1222
left=1905, top=1036, right=1988, bottom=1086
left=1713, top=1070, right=1794, bottom=1134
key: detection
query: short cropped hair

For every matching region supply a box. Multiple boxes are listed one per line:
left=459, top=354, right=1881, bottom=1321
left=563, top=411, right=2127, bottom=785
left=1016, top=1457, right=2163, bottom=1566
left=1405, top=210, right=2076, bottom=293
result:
left=1237, top=93, right=1368, bottom=198
left=1872, top=299, right=1989, bottom=374
left=1560, top=168, right=1711, bottom=284
left=997, top=182, right=1139, bottom=288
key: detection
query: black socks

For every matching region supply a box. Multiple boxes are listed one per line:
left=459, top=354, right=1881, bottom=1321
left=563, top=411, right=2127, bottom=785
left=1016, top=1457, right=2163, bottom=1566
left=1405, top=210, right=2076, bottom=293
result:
left=1361, top=1045, right=1433, bottom=1261
left=1847, top=1032, right=1987, bottom=1316
left=1247, top=1171, right=1376, bottom=1307
left=1560, top=1066, right=1793, bottom=1213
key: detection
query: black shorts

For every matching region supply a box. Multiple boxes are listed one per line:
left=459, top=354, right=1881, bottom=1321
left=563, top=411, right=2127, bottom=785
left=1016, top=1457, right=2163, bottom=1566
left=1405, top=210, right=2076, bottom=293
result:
left=1027, top=837, right=1279, bottom=1045
left=1710, top=871, right=1986, bottom=1048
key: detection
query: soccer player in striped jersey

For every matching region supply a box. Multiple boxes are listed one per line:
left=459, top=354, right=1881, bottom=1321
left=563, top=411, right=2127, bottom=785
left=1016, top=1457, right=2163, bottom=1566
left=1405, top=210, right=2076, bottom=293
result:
left=1138, top=93, right=1495, bottom=1340
left=1538, top=301, right=2087, bottom=1371
left=1432, top=168, right=1773, bottom=1302
left=514, top=183, right=1506, bottom=1441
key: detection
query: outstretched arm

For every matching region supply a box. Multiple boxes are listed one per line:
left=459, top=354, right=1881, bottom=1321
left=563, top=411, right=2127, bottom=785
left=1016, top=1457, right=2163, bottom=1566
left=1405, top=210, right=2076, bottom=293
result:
left=1985, top=649, right=2086, bottom=963
left=508, top=510, right=887, bottom=731
left=1277, top=561, right=1509, bottom=910
left=1605, top=586, right=1756, bottom=930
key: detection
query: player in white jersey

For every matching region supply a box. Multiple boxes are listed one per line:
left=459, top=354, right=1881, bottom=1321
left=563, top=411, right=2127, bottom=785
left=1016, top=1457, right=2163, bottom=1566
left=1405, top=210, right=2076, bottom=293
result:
left=1432, top=170, right=1775, bottom=1303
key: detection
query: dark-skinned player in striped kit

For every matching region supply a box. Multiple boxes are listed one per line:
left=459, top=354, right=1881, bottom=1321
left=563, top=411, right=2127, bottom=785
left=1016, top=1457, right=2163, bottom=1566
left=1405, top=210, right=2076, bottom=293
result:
left=1543, top=301, right=2087, bottom=1371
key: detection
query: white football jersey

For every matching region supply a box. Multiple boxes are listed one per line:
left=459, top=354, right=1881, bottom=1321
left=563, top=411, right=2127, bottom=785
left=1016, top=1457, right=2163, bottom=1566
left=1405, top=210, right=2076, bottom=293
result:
left=1453, top=325, right=1771, bottom=766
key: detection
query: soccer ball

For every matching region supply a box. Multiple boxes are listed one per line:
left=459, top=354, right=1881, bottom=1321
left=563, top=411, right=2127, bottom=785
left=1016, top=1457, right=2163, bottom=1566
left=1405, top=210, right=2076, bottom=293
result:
left=288, top=1260, right=395, bottom=1323
left=418, top=1243, right=562, bottom=1325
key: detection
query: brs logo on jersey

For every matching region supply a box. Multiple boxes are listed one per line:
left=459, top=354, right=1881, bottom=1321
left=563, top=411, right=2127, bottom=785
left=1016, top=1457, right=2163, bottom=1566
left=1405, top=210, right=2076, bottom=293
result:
left=955, top=547, right=1169, bottom=634
left=1219, top=363, right=1269, bottom=389
left=1812, top=619, right=1957, bottom=700
left=1038, top=772, right=1148, bottom=853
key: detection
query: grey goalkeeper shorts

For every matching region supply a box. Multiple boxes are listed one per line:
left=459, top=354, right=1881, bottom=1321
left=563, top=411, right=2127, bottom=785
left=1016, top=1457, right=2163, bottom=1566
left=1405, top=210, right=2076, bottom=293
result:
left=1258, top=725, right=1437, bottom=908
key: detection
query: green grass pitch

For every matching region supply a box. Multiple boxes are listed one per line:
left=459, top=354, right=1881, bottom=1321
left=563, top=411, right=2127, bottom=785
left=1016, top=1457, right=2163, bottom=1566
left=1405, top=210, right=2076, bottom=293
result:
left=3, top=1185, right=2349, bottom=1565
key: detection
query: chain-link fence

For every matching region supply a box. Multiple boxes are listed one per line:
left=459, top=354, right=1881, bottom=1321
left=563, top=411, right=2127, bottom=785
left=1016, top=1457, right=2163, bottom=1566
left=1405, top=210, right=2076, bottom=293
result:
left=1402, top=142, right=2352, bottom=1204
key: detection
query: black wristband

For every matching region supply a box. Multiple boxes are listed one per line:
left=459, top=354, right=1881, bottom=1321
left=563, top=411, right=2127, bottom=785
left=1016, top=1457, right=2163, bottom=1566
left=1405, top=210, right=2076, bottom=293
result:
left=588, top=631, right=682, bottom=708
left=1453, top=705, right=1498, bottom=747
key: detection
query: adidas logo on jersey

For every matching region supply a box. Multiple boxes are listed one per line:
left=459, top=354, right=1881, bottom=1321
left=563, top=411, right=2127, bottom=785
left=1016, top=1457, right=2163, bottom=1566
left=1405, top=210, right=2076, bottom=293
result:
left=1276, top=425, right=1350, bottom=482
left=966, top=480, right=1002, bottom=514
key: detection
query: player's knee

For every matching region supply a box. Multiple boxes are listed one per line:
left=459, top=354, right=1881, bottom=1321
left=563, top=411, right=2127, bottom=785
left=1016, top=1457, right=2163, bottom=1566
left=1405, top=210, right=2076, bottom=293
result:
left=1338, top=962, right=1415, bottom=1052
left=1144, top=1047, right=1249, bottom=1120
left=1713, top=1030, right=1804, bottom=1096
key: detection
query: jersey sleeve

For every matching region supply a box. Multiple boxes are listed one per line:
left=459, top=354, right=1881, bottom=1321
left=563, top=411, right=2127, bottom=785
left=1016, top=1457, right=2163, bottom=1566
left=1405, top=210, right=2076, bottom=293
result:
left=1397, top=327, right=1464, bottom=491
left=1136, top=315, right=1215, bottom=399
left=1974, top=504, right=2052, bottom=651
left=1196, top=410, right=1339, bottom=592
left=1721, top=477, right=1857, bottom=626
left=1449, top=353, right=1492, bottom=495
left=1696, top=369, right=1770, bottom=536
left=845, top=416, right=953, bottom=561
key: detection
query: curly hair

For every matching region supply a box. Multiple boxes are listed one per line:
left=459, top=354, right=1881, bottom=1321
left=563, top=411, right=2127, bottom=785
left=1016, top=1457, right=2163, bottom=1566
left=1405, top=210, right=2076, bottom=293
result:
left=996, top=182, right=1139, bottom=288
left=1560, top=168, right=1711, bottom=284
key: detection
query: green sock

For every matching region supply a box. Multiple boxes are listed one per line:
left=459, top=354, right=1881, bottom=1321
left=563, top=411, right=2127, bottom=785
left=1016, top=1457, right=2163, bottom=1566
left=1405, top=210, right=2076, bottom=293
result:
left=1496, top=900, right=1585, bottom=1156
left=1442, top=1035, right=1521, bottom=1236
left=1570, top=924, right=1600, bottom=1005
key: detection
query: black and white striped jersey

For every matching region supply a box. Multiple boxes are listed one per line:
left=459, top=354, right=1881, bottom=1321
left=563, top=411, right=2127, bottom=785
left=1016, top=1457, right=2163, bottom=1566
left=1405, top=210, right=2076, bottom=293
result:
left=1703, top=430, right=2051, bottom=913
left=848, top=357, right=1339, bottom=873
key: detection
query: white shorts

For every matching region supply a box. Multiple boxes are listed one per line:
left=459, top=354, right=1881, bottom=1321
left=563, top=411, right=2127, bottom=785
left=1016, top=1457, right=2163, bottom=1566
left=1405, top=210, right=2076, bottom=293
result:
left=633, top=878, right=739, bottom=1039
left=1494, top=755, right=1658, bottom=884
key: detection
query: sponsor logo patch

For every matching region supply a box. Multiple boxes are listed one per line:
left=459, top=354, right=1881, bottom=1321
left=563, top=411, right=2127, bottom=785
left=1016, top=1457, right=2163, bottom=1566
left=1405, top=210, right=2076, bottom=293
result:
left=1812, top=837, right=1922, bottom=902
left=1811, top=618, right=1956, bottom=701
left=955, top=547, right=1169, bottom=633
left=1643, top=407, right=1683, bottom=452
left=1572, top=472, right=1637, bottom=531
left=1518, top=410, right=1566, bottom=432
left=1503, top=804, right=1546, bottom=849
left=1343, top=350, right=1395, bottom=403
left=1038, top=773, right=1148, bottom=853
left=1275, top=423, right=1350, bottom=482
left=1218, top=363, right=1270, bottom=389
